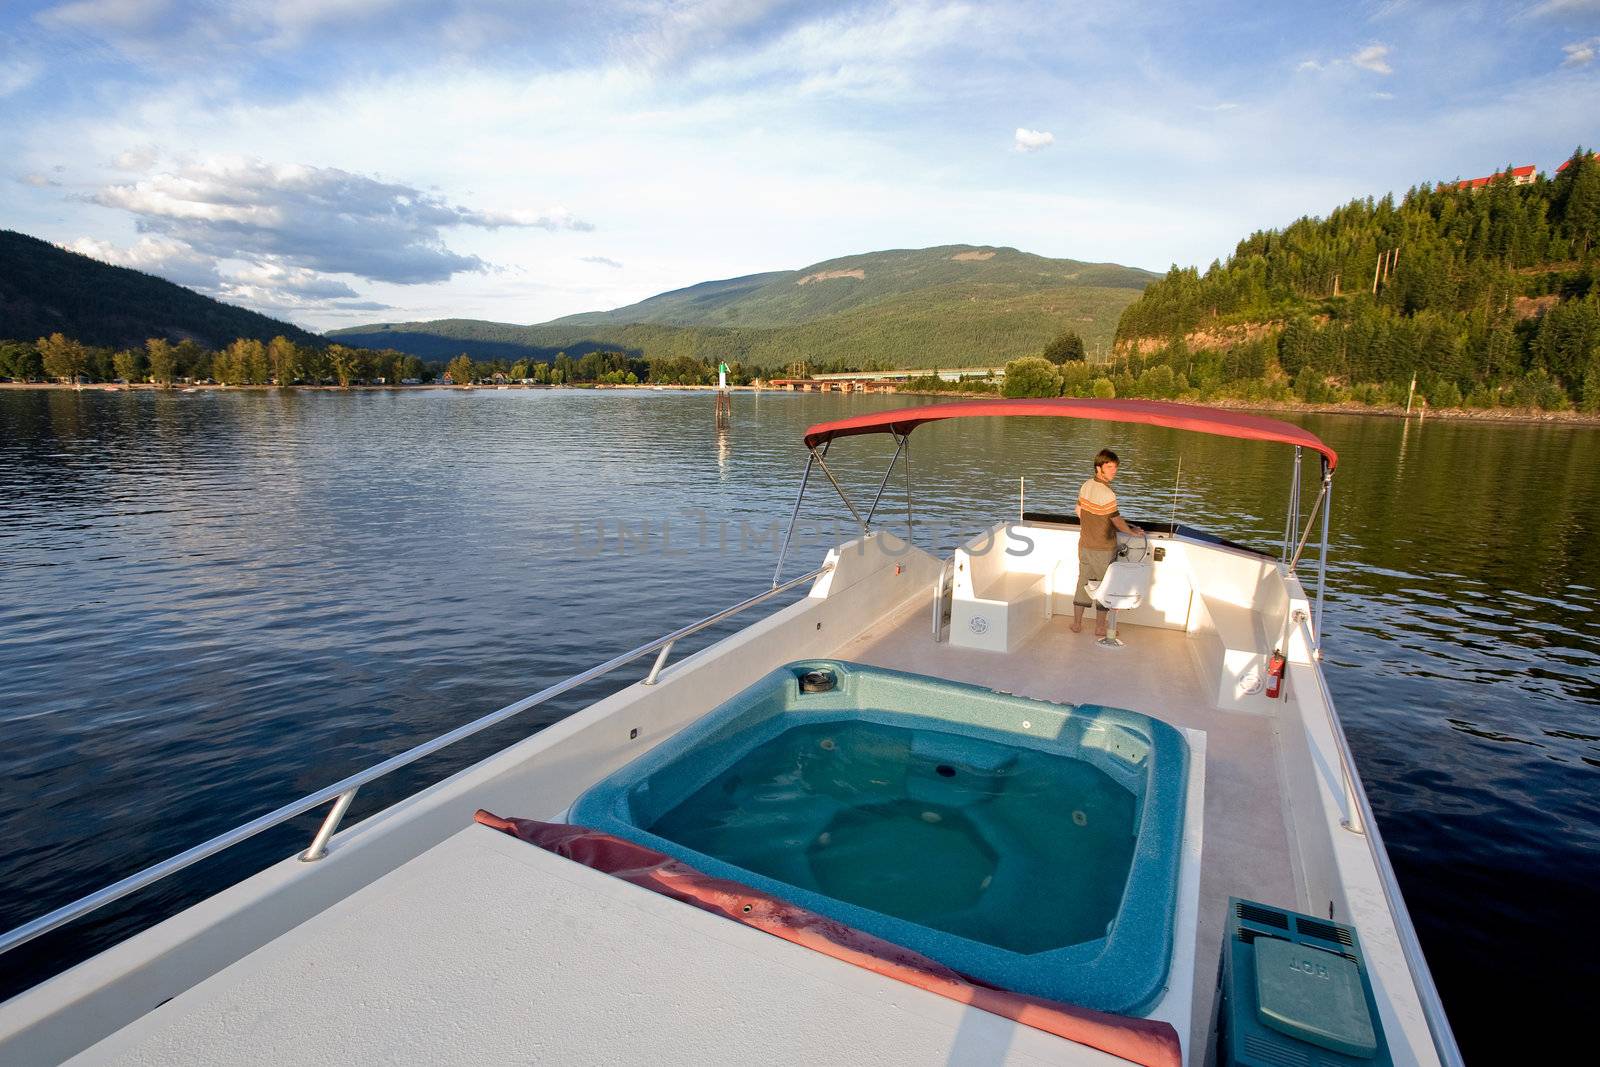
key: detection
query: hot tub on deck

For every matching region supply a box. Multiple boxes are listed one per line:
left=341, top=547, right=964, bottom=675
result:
left=571, top=660, right=1189, bottom=1016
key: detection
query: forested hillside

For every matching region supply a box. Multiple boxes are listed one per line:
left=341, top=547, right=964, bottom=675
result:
left=0, top=230, right=320, bottom=350
left=549, top=245, right=1153, bottom=329
left=1111, top=150, right=1600, bottom=410
left=335, top=246, right=1157, bottom=370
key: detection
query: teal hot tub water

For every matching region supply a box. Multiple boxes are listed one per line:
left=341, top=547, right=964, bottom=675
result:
left=570, top=660, right=1189, bottom=1016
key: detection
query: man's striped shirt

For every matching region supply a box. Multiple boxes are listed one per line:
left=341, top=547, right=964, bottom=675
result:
left=1077, top=476, right=1120, bottom=550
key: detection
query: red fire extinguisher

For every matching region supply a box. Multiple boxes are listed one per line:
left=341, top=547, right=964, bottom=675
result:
left=1265, top=649, right=1286, bottom=699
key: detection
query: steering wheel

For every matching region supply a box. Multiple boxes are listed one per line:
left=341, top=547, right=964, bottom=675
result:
left=1118, top=530, right=1152, bottom=563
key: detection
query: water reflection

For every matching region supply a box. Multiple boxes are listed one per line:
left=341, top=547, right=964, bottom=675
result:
left=0, top=389, right=1595, bottom=1056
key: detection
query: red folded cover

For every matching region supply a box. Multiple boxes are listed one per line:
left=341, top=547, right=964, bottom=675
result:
left=475, top=810, right=1181, bottom=1067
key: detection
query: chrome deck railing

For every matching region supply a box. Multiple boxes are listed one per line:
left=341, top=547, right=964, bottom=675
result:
left=1292, top=611, right=1464, bottom=1067
left=0, top=566, right=828, bottom=960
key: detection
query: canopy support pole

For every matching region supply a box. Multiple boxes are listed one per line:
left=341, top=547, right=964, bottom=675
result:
left=772, top=450, right=816, bottom=588
left=813, top=447, right=870, bottom=537
left=863, top=435, right=906, bottom=526
left=904, top=433, right=913, bottom=545
left=1294, top=449, right=1303, bottom=556
left=1315, top=462, right=1333, bottom=653
left=1287, top=475, right=1330, bottom=574
left=1283, top=446, right=1302, bottom=564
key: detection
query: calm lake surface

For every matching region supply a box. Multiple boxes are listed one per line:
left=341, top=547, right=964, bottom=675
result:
left=2, top=387, right=1596, bottom=1057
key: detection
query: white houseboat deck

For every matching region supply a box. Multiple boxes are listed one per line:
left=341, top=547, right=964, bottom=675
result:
left=66, top=824, right=1137, bottom=1067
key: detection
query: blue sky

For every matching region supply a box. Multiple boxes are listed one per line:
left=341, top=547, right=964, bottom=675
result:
left=4, top=0, right=1597, bottom=331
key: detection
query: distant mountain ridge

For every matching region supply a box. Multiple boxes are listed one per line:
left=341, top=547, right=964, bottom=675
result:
left=547, top=246, right=1153, bottom=329
left=0, top=230, right=320, bottom=349
left=333, top=245, right=1158, bottom=370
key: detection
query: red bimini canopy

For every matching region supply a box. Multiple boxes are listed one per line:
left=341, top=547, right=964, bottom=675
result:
left=802, top=397, right=1337, bottom=470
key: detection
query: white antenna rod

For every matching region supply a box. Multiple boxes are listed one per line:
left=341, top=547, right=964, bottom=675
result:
left=1019, top=476, right=1025, bottom=524
left=1170, top=456, right=1182, bottom=535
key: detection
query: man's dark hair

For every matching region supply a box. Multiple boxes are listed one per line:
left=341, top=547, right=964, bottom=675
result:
left=1094, top=448, right=1119, bottom=469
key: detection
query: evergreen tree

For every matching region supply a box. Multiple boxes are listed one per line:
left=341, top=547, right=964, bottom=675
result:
left=1572, top=168, right=1599, bottom=256
left=1041, top=329, right=1086, bottom=364
left=238, top=339, right=270, bottom=384
left=1278, top=316, right=1316, bottom=376
left=1555, top=150, right=1599, bottom=256
left=212, top=341, right=244, bottom=385
left=1581, top=356, right=1600, bottom=414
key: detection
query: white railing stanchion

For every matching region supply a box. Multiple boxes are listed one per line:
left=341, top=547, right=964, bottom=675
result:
left=642, top=640, right=675, bottom=686
left=299, top=789, right=358, bottom=862
left=932, top=558, right=952, bottom=640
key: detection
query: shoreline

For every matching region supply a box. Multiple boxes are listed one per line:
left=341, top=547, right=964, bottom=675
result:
left=0, top=381, right=765, bottom=394
left=880, top=389, right=1600, bottom=426
left=3, top=380, right=1596, bottom=426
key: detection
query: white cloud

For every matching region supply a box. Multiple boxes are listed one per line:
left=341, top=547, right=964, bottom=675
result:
left=1351, top=44, right=1393, bottom=75
left=36, top=0, right=419, bottom=57
left=1562, top=37, right=1599, bottom=66
left=619, top=0, right=793, bottom=71
left=469, top=206, right=595, bottom=231
left=226, top=262, right=361, bottom=300
left=20, top=173, right=60, bottom=188
left=230, top=0, right=418, bottom=47
left=1525, top=0, right=1600, bottom=17
left=1013, top=127, right=1054, bottom=153
left=581, top=255, right=623, bottom=268
left=92, top=156, right=591, bottom=284
left=67, top=234, right=223, bottom=290
left=679, top=0, right=984, bottom=102
left=37, top=0, right=173, bottom=33
left=1372, top=91, right=1396, bottom=100
left=0, top=57, right=42, bottom=97
left=112, top=145, right=161, bottom=171
left=1297, top=44, right=1393, bottom=77
left=66, top=233, right=410, bottom=317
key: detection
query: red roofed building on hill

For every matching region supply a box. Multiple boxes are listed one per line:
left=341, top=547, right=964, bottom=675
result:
left=1454, top=164, right=1536, bottom=190
left=1556, top=150, right=1594, bottom=174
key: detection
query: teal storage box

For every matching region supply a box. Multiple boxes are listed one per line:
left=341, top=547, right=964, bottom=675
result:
left=1217, top=898, right=1391, bottom=1066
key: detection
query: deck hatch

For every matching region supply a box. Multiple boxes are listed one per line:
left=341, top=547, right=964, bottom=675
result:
left=1220, top=897, right=1391, bottom=1066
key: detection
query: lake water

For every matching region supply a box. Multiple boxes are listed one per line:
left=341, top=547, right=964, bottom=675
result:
left=1, top=387, right=1596, bottom=1058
